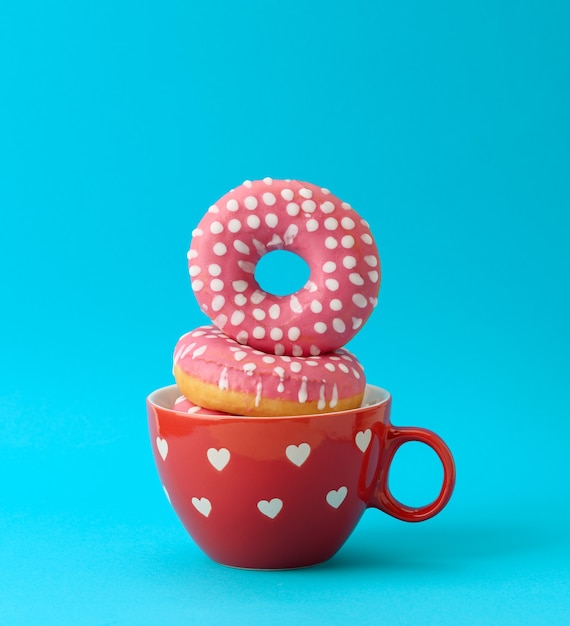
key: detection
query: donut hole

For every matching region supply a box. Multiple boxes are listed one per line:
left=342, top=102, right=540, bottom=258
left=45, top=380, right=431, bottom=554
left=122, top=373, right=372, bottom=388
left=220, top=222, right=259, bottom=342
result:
left=255, top=250, right=310, bottom=296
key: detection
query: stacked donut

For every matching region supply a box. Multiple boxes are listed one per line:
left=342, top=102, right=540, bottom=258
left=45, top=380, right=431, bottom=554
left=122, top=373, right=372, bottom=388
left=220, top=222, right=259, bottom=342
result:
left=172, top=178, right=381, bottom=417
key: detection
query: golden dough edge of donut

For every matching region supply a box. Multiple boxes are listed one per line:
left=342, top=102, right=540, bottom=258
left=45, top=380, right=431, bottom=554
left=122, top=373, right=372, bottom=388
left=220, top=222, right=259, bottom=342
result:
left=173, top=365, right=364, bottom=417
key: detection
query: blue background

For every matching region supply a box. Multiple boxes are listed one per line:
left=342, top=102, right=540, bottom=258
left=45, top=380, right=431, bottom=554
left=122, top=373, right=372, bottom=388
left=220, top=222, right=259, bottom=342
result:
left=1, top=0, right=569, bottom=624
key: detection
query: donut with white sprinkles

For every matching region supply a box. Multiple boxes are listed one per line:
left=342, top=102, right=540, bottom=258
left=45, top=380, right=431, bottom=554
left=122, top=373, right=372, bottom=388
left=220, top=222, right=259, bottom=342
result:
left=173, top=325, right=366, bottom=417
left=188, top=178, right=380, bottom=356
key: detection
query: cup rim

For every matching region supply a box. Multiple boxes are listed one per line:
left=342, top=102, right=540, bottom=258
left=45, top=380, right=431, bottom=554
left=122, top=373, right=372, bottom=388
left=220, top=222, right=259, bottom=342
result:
left=147, top=383, right=391, bottom=420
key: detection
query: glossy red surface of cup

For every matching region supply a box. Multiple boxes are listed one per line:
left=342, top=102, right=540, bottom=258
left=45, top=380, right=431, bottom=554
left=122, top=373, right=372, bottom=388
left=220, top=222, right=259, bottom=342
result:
left=147, top=384, right=455, bottom=569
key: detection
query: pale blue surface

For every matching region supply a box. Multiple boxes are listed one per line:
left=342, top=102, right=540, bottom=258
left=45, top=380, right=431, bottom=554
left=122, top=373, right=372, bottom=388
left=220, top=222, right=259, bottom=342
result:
left=1, top=1, right=569, bottom=624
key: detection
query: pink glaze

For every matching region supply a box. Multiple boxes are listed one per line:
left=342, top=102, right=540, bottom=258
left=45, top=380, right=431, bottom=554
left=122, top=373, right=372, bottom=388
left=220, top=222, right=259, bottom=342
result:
left=188, top=178, right=381, bottom=356
left=172, top=394, right=230, bottom=416
left=173, top=325, right=366, bottom=412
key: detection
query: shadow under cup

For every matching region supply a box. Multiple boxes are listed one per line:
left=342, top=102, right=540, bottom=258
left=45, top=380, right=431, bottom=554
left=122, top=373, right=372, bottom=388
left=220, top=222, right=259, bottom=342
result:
left=147, top=384, right=456, bottom=569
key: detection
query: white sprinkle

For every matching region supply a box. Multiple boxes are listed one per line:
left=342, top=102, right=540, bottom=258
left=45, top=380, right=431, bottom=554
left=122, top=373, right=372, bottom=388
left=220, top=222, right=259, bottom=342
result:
left=255, top=381, right=263, bottom=407
left=210, top=221, right=224, bottom=234
left=320, top=201, right=335, bottom=213
left=304, top=280, right=318, bottom=293
left=233, top=240, right=250, bottom=255
left=368, top=270, right=380, bottom=283
left=361, top=233, right=373, bottom=244
left=370, top=297, right=378, bottom=307
left=192, top=345, right=207, bottom=359
left=325, top=237, right=338, bottom=249
left=341, top=235, right=355, bottom=248
left=290, top=295, right=303, bottom=313
left=306, top=219, right=319, bottom=232
left=343, top=256, right=357, bottom=269
left=318, top=384, right=326, bottom=410
left=323, top=261, right=336, bottom=273
left=352, top=317, right=363, bottom=329
left=326, top=279, right=339, bottom=291
left=235, top=294, right=247, bottom=306
left=281, top=188, right=294, bottom=201
left=263, top=177, right=273, bottom=185
left=306, top=360, right=318, bottom=367
left=288, top=326, right=300, bottom=341
left=213, top=242, right=228, bottom=256
left=270, top=327, right=283, bottom=340
left=310, top=345, right=321, bottom=355
left=365, top=255, right=378, bottom=267
left=324, top=217, right=338, bottom=231
left=226, top=199, right=239, bottom=211
left=292, top=345, right=303, bottom=356
left=243, top=196, right=258, bottom=211
left=262, top=355, right=276, bottom=364
left=349, top=273, right=365, bottom=286
left=252, top=239, right=266, bottom=255
left=238, top=260, right=256, bottom=273
left=247, top=214, right=261, bottom=229
left=333, top=318, right=346, bottom=333
left=274, top=343, right=285, bottom=356
left=310, top=299, right=323, bottom=313
left=251, top=290, right=266, bottom=304
left=286, top=202, right=300, bottom=216
left=231, top=310, right=246, bottom=325
left=228, top=218, right=242, bottom=233
left=212, top=295, right=225, bottom=311
left=236, top=330, right=248, bottom=344
left=187, top=249, right=198, bottom=260
left=209, top=263, right=222, bottom=276
left=208, top=204, right=219, bottom=213
left=330, top=383, right=339, bottom=409
left=302, top=200, right=316, bottom=213
left=339, top=363, right=349, bottom=373
left=262, top=192, right=276, bottom=206
left=353, top=294, right=368, bottom=308
left=274, top=366, right=285, bottom=392
left=321, top=188, right=330, bottom=195
left=299, top=187, right=312, bottom=198
left=269, top=304, right=281, bottom=319
left=325, top=363, right=336, bottom=372
left=218, top=367, right=229, bottom=390
left=243, top=180, right=252, bottom=188
left=243, top=362, right=256, bottom=375
left=192, top=279, right=204, bottom=292
left=189, top=265, right=201, bottom=277
left=290, top=362, right=302, bottom=373
left=314, top=322, right=327, bottom=334
left=265, top=213, right=278, bottom=228
left=352, top=367, right=361, bottom=379
left=341, top=202, right=352, bottom=210
left=253, top=308, right=266, bottom=320
left=232, top=280, right=248, bottom=293
left=330, top=299, right=343, bottom=311
left=284, top=224, right=299, bottom=245
left=192, top=228, right=203, bottom=237
left=253, top=326, right=265, bottom=339
left=298, top=377, right=308, bottom=403
left=341, top=217, right=355, bottom=230
left=214, top=314, right=228, bottom=328
left=210, top=279, right=224, bottom=292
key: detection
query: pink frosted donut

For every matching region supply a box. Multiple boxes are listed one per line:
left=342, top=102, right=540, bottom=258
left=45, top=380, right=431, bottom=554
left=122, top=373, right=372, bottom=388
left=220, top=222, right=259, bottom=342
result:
left=188, top=178, right=380, bottom=356
left=172, top=394, right=230, bottom=416
left=172, top=325, right=366, bottom=417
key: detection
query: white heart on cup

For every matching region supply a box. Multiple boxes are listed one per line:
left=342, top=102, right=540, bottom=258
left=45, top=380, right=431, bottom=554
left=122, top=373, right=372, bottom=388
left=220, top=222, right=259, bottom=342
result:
left=355, top=429, right=372, bottom=453
left=257, top=498, right=283, bottom=519
left=326, top=486, right=348, bottom=509
left=156, top=436, right=169, bottom=460
left=192, top=496, right=212, bottom=517
left=207, top=447, right=230, bottom=471
left=286, top=443, right=311, bottom=467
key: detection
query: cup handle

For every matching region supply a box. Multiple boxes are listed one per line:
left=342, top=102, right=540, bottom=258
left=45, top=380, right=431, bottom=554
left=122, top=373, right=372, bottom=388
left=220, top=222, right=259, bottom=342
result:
left=370, top=425, right=456, bottom=522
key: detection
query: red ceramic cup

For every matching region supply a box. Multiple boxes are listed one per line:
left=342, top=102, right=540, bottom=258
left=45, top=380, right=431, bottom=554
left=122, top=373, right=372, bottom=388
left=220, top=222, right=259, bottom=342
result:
left=147, top=384, right=455, bottom=569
